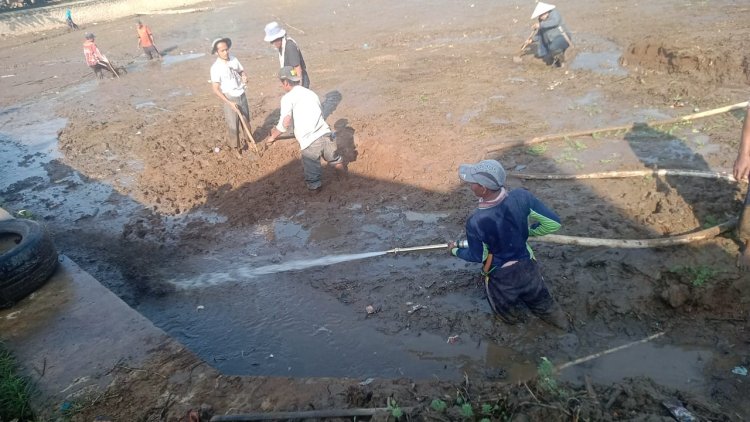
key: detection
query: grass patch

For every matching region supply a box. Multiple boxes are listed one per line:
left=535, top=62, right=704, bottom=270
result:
left=670, top=265, right=718, bottom=287
left=526, top=144, right=548, bottom=156
left=702, top=215, right=719, bottom=229
left=537, top=357, right=568, bottom=399
left=0, top=342, right=35, bottom=422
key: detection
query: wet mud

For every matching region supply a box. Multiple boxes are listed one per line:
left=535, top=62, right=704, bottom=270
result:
left=2, top=0, right=750, bottom=419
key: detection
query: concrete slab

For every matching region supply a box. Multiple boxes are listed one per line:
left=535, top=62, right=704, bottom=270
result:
left=0, top=255, right=172, bottom=408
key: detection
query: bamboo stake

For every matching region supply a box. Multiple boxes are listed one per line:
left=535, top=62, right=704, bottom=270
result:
left=510, top=169, right=737, bottom=182
left=556, top=332, right=665, bottom=372
left=210, top=406, right=406, bottom=421
left=236, top=109, right=261, bottom=157
left=486, top=101, right=749, bottom=153
left=510, top=168, right=739, bottom=247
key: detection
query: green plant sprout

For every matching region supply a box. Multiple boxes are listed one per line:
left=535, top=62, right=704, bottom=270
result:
left=386, top=397, right=403, bottom=420
left=430, top=398, right=447, bottom=413
left=527, top=144, right=547, bottom=156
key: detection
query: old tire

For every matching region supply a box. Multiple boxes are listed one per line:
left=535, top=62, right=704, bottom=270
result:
left=0, top=219, right=58, bottom=308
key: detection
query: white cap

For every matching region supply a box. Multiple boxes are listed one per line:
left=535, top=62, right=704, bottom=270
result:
left=264, top=21, right=286, bottom=42
left=531, top=2, right=555, bottom=19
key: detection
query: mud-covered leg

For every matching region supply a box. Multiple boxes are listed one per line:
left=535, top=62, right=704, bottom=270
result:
left=737, top=195, right=750, bottom=271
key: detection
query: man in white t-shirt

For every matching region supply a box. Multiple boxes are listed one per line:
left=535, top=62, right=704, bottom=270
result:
left=265, top=66, right=344, bottom=191
left=210, top=37, right=251, bottom=157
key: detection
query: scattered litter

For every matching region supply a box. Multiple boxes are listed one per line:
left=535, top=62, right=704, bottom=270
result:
left=662, top=400, right=697, bottom=422
left=314, top=325, right=332, bottom=335
left=5, top=311, right=20, bottom=320
left=214, top=147, right=221, bottom=153
left=447, top=334, right=460, bottom=344
left=359, top=377, right=375, bottom=386
left=269, top=354, right=274, bottom=358
left=407, top=304, right=424, bottom=314
left=365, top=305, right=377, bottom=314
left=16, top=209, right=33, bottom=218
left=732, top=366, right=747, bottom=376
left=405, top=301, right=413, bottom=306
left=135, top=131, right=141, bottom=135
left=514, top=164, right=527, bottom=171
left=197, top=305, right=205, bottom=310
left=1, top=74, right=15, bottom=78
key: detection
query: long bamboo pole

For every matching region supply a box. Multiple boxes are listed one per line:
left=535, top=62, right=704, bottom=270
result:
left=510, top=169, right=737, bottom=182
left=210, top=407, right=407, bottom=421
left=486, top=101, right=748, bottom=154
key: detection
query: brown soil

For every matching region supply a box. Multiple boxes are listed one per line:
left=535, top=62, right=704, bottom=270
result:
left=2, top=0, right=750, bottom=420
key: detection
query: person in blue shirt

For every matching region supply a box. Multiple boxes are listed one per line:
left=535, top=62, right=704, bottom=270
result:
left=65, top=9, right=79, bottom=31
left=448, top=159, right=568, bottom=329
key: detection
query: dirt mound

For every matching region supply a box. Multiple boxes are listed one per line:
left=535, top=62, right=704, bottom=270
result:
left=621, top=37, right=750, bottom=85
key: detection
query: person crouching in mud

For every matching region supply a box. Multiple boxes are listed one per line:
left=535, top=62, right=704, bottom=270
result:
left=530, top=2, right=573, bottom=67
left=448, top=159, right=569, bottom=329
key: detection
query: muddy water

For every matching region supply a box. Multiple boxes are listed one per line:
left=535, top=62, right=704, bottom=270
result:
left=560, top=342, right=713, bottom=394
left=142, top=264, right=503, bottom=378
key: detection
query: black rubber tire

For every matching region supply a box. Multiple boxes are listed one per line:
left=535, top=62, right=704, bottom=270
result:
left=0, top=219, right=58, bottom=308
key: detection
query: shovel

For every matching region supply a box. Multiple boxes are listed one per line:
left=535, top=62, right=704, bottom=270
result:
left=236, top=108, right=261, bottom=157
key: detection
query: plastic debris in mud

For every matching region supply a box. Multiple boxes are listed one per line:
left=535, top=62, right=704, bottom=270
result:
left=447, top=334, right=460, bottom=344
left=407, top=304, right=424, bottom=314
left=732, top=366, right=748, bottom=376
left=359, top=377, right=375, bottom=386
left=662, top=400, right=697, bottom=422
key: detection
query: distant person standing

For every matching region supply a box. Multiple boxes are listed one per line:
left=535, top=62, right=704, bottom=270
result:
left=264, top=21, right=310, bottom=88
left=529, top=2, right=573, bottom=67
left=136, top=20, right=161, bottom=60
left=82, top=33, right=117, bottom=79
left=65, top=9, right=79, bottom=31
left=210, top=37, right=251, bottom=158
left=733, top=102, right=750, bottom=271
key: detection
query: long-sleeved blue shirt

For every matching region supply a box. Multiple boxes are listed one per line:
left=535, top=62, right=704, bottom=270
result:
left=455, top=188, right=561, bottom=267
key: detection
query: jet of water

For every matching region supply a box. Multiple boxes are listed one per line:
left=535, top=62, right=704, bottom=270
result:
left=172, top=250, right=388, bottom=289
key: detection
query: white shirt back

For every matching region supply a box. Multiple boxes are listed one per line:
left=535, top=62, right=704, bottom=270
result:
left=276, top=86, right=331, bottom=150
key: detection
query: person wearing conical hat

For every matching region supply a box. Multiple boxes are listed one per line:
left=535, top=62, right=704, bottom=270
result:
left=264, top=21, right=310, bottom=88
left=529, top=2, right=573, bottom=67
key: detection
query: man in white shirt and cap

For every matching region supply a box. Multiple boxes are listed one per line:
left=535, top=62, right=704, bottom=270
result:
left=210, top=37, right=251, bottom=157
left=264, top=21, right=310, bottom=88
left=529, top=2, right=573, bottom=67
left=265, top=66, right=344, bottom=191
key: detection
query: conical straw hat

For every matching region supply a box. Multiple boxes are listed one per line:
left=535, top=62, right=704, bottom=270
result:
left=531, top=2, right=556, bottom=19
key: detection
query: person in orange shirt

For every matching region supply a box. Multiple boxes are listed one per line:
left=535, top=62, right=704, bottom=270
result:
left=136, top=20, right=161, bottom=60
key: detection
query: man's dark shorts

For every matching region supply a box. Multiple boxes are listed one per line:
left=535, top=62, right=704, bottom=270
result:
left=484, top=258, right=556, bottom=323
left=143, top=46, right=159, bottom=60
